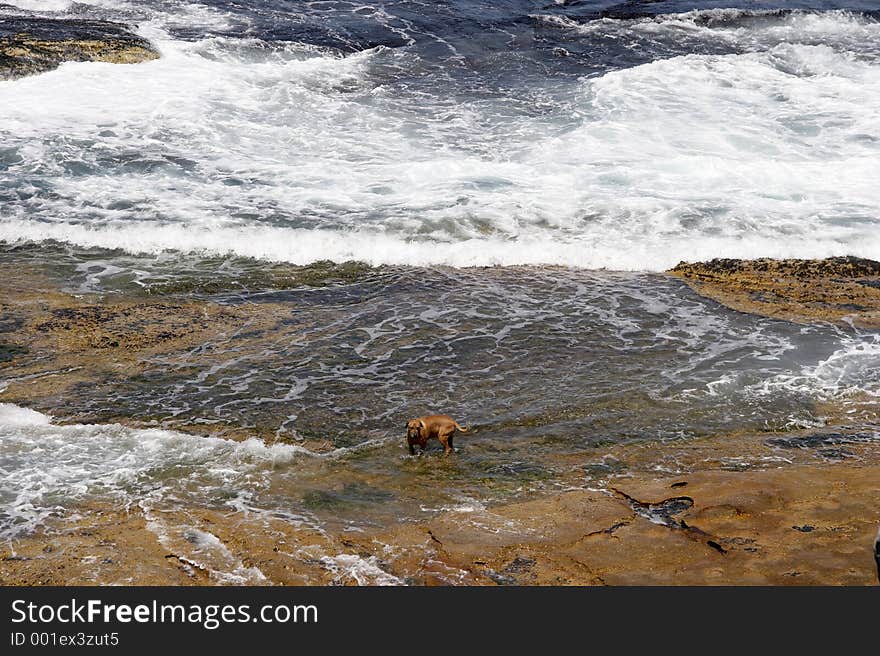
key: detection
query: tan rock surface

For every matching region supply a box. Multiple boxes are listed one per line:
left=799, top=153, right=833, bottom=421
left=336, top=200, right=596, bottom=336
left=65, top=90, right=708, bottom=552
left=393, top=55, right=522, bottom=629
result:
left=669, top=257, right=880, bottom=328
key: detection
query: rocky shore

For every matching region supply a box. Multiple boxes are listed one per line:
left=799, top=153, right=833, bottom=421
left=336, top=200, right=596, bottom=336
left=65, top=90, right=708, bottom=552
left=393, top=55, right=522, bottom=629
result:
left=1, top=257, right=879, bottom=585
left=0, top=16, right=159, bottom=80
left=2, top=427, right=878, bottom=585
left=0, top=262, right=307, bottom=442
left=670, top=256, right=880, bottom=328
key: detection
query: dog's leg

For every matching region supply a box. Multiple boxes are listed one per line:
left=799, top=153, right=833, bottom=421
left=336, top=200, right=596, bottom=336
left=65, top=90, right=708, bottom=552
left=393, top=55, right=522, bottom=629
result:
left=408, top=440, right=416, bottom=456
left=439, top=432, right=453, bottom=455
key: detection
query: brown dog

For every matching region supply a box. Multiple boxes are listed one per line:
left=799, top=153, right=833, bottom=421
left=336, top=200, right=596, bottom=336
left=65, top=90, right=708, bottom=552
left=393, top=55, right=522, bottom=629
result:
left=406, top=415, right=469, bottom=455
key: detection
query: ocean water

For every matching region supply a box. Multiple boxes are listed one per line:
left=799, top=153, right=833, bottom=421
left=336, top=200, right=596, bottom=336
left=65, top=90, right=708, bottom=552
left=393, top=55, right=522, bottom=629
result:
left=2, top=1, right=880, bottom=268
left=1, top=1, right=879, bottom=583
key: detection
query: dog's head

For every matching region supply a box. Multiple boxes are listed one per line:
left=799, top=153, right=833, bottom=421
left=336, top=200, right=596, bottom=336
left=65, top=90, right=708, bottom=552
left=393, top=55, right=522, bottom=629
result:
left=406, top=418, right=426, bottom=441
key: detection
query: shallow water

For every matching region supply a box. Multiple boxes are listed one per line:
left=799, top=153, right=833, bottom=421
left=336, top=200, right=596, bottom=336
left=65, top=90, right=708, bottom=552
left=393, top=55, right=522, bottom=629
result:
left=3, top=250, right=879, bottom=546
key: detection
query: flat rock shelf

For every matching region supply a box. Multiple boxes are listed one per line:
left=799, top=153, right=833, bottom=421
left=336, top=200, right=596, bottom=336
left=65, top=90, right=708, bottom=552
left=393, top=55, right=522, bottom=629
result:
left=670, top=257, right=880, bottom=328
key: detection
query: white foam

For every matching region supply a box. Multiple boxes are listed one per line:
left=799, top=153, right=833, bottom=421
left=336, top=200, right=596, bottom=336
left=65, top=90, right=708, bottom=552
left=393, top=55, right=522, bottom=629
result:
left=1, top=11, right=879, bottom=270
left=2, top=215, right=878, bottom=271
left=0, top=403, right=52, bottom=427
left=3, top=0, right=127, bottom=11
left=5, top=0, right=74, bottom=10
left=0, top=404, right=304, bottom=539
left=751, top=335, right=880, bottom=400
left=538, top=8, right=880, bottom=46
left=318, top=553, right=404, bottom=586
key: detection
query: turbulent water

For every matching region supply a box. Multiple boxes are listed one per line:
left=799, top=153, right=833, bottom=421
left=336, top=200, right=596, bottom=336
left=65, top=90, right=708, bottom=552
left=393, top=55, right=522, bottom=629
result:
left=2, top=1, right=880, bottom=268
left=1, top=1, right=880, bottom=583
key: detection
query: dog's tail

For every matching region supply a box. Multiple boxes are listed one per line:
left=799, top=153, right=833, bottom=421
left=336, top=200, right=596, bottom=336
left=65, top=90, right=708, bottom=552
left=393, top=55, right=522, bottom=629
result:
left=454, top=421, right=470, bottom=433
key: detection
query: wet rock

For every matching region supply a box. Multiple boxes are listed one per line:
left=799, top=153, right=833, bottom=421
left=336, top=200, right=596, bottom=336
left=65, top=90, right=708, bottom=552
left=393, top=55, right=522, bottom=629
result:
left=486, top=570, right=517, bottom=585
left=669, top=257, right=880, bottom=328
left=0, top=266, right=295, bottom=426
left=32, top=303, right=235, bottom=351
left=0, top=341, right=26, bottom=363
left=144, top=260, right=377, bottom=295
left=0, top=314, right=23, bottom=332
left=582, top=457, right=628, bottom=478
left=766, top=432, right=877, bottom=450
left=301, top=483, right=395, bottom=511
left=816, top=447, right=855, bottom=461
left=0, top=16, right=159, bottom=80
left=503, top=556, right=536, bottom=574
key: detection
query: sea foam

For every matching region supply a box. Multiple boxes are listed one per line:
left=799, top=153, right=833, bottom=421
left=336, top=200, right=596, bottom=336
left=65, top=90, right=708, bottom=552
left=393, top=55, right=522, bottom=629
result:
left=0, top=9, right=878, bottom=270
left=0, top=404, right=303, bottom=539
